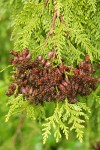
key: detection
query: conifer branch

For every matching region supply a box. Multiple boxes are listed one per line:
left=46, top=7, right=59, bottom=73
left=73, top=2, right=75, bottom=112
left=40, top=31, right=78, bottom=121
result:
left=5, top=0, right=100, bottom=145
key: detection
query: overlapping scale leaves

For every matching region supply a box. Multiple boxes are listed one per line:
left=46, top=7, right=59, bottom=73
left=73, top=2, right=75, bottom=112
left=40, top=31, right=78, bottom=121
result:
left=6, top=49, right=100, bottom=105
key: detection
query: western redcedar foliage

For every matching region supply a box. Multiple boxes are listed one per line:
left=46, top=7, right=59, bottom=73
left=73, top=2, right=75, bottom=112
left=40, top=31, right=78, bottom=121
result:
left=1, top=0, right=100, bottom=147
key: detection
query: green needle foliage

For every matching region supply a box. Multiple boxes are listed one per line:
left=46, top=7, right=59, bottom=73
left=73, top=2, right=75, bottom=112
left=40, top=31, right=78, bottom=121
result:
left=1, top=0, right=100, bottom=146
left=42, top=101, right=90, bottom=144
left=6, top=95, right=90, bottom=144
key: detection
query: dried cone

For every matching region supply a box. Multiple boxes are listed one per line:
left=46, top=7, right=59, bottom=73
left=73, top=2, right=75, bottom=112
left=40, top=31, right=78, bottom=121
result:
left=6, top=49, right=100, bottom=105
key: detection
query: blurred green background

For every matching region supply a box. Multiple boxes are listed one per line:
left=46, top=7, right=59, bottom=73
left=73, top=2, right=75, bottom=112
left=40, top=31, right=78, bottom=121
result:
left=0, top=1, right=99, bottom=150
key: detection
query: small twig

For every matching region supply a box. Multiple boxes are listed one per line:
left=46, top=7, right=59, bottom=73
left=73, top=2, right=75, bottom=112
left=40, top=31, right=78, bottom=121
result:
left=59, top=15, right=69, bottom=38
left=0, top=65, right=13, bottom=73
left=43, top=0, right=58, bottom=48
left=13, top=113, right=25, bottom=145
left=43, top=11, right=57, bottom=47
left=43, top=0, right=69, bottom=49
left=52, top=32, right=56, bottom=51
left=44, top=0, right=49, bottom=7
left=59, top=14, right=65, bottom=24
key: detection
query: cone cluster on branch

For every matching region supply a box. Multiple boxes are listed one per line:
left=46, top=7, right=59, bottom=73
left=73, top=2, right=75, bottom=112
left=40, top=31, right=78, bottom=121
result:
left=6, top=49, right=100, bottom=105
